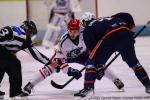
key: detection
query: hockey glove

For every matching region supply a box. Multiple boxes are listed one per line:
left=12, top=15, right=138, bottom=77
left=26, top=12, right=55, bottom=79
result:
left=96, top=66, right=105, bottom=80
left=54, top=66, right=60, bottom=73
left=45, top=61, right=60, bottom=73
left=67, top=67, right=82, bottom=80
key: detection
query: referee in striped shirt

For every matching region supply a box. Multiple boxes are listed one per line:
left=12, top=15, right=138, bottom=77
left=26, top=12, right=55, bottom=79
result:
left=0, top=21, right=57, bottom=98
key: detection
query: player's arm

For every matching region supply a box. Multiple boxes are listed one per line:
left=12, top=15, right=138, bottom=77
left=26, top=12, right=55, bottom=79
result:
left=54, top=57, right=82, bottom=80
left=83, top=28, right=97, bottom=52
left=53, top=47, right=82, bottom=79
left=24, top=46, right=56, bottom=66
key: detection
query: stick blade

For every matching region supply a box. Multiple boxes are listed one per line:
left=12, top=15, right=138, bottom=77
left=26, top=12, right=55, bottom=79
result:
left=51, top=80, right=65, bottom=89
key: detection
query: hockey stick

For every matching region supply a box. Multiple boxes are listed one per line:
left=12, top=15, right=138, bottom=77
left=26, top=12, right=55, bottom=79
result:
left=51, top=20, right=150, bottom=89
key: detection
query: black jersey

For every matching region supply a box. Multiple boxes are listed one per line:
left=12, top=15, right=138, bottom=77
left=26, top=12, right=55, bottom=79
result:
left=111, top=12, right=135, bottom=29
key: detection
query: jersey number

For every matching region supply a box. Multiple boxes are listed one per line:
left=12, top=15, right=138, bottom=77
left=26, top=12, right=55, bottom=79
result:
left=0, top=28, right=9, bottom=36
left=0, top=26, right=13, bottom=41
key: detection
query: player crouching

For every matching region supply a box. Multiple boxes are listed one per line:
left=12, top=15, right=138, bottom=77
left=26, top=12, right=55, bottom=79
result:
left=21, top=50, right=82, bottom=96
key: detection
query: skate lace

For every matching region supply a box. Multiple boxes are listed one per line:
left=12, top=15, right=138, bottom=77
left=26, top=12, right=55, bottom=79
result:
left=24, top=83, right=34, bottom=94
left=115, top=79, right=122, bottom=86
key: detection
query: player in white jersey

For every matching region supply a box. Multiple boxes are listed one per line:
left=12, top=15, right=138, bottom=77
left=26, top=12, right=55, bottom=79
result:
left=22, top=19, right=124, bottom=96
left=42, top=0, right=75, bottom=48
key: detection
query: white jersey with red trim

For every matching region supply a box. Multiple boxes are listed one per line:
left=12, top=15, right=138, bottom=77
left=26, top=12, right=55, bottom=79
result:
left=57, top=31, right=87, bottom=59
left=50, top=30, right=86, bottom=73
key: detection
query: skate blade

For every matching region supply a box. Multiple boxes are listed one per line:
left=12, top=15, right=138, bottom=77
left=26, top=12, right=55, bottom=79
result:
left=74, top=91, right=94, bottom=100
left=74, top=96, right=91, bottom=100
left=119, top=87, right=125, bottom=92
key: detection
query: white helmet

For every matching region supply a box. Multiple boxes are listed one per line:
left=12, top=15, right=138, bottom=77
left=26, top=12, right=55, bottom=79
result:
left=81, top=12, right=96, bottom=22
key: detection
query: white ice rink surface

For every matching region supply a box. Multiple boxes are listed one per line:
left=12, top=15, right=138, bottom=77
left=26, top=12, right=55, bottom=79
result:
left=1, top=37, right=150, bottom=100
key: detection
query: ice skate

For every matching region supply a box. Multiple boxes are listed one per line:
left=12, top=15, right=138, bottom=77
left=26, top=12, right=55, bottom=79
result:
left=0, top=91, right=5, bottom=99
left=74, top=87, right=94, bottom=97
left=21, top=82, right=34, bottom=96
left=114, top=78, right=125, bottom=91
left=145, top=84, right=150, bottom=93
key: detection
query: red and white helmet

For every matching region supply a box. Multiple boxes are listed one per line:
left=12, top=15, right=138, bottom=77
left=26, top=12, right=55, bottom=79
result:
left=67, top=19, right=80, bottom=31
left=67, top=19, right=80, bottom=40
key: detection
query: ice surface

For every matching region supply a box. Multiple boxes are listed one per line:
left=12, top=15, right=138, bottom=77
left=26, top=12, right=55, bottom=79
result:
left=1, top=37, right=150, bottom=100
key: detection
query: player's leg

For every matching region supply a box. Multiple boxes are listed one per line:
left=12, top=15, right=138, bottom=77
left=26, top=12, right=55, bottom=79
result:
left=22, top=65, right=54, bottom=96
left=0, top=45, right=26, bottom=98
left=0, top=47, right=12, bottom=98
left=75, top=52, right=124, bottom=90
left=82, top=51, right=125, bottom=90
left=105, top=68, right=124, bottom=90
left=42, top=13, right=64, bottom=48
left=0, top=65, right=5, bottom=99
left=119, top=30, right=150, bottom=93
left=74, top=63, right=96, bottom=97
left=0, top=46, right=6, bottom=88
left=0, top=91, right=5, bottom=100
left=74, top=39, right=116, bottom=97
left=5, top=56, right=24, bottom=98
left=0, top=68, right=5, bottom=84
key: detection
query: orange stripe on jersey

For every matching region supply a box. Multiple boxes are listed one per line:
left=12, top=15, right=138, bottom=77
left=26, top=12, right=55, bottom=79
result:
left=39, top=70, right=46, bottom=79
left=89, top=26, right=130, bottom=60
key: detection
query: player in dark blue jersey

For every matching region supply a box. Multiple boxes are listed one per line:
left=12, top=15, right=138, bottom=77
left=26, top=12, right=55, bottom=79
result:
left=74, top=12, right=150, bottom=97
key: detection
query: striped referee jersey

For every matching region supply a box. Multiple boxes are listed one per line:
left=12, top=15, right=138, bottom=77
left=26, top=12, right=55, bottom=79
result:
left=0, top=25, right=50, bottom=64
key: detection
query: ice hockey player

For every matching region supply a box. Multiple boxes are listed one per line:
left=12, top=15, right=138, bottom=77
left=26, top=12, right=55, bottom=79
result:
left=22, top=19, right=124, bottom=96
left=0, top=21, right=58, bottom=99
left=42, top=0, right=75, bottom=48
left=48, top=0, right=75, bottom=23
left=74, top=12, right=150, bottom=97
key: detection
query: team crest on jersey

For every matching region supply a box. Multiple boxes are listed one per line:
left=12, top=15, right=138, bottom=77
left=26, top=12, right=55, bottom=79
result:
left=66, top=47, right=83, bottom=58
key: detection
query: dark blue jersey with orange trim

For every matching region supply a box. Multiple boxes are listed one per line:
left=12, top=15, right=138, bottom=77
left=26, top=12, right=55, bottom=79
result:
left=111, top=12, right=135, bottom=29
left=83, top=17, right=129, bottom=52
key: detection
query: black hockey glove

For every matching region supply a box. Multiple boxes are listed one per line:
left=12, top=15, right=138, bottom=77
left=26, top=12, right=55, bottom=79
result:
left=96, top=66, right=105, bottom=80
left=67, top=67, right=82, bottom=80
left=54, top=66, right=60, bottom=73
